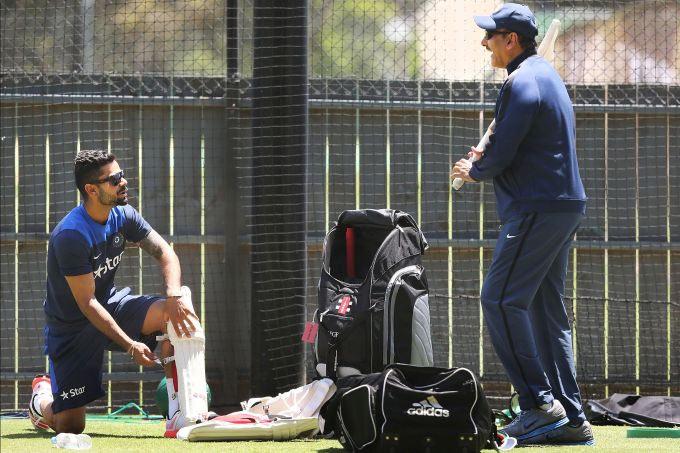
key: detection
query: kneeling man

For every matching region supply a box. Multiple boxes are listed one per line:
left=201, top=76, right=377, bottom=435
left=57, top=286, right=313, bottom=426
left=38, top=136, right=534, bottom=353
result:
left=29, top=149, right=208, bottom=437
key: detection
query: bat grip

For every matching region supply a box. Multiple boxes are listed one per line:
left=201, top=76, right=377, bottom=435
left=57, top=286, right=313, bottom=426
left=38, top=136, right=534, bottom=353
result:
left=451, top=175, right=466, bottom=191
left=451, top=121, right=494, bottom=190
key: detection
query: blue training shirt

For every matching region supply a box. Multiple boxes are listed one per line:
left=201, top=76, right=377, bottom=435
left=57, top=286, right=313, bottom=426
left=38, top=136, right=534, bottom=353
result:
left=469, top=50, right=586, bottom=223
left=44, top=204, right=151, bottom=332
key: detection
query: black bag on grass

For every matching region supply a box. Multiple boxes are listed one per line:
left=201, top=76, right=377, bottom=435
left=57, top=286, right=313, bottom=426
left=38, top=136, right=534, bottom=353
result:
left=320, top=364, right=496, bottom=452
left=585, top=394, right=680, bottom=427
left=314, top=209, right=433, bottom=379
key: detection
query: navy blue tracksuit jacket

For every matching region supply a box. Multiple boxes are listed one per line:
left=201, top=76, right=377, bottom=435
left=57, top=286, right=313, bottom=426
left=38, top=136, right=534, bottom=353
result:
left=469, top=50, right=586, bottom=222
left=471, top=50, right=588, bottom=424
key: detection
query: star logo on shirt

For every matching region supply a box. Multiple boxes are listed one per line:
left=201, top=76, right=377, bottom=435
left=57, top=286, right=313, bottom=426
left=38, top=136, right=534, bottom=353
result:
left=60, top=390, right=69, bottom=400
left=93, top=264, right=107, bottom=279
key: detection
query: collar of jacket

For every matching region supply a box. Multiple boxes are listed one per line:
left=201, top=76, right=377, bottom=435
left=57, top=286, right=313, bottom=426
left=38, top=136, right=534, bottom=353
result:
left=506, top=48, right=537, bottom=75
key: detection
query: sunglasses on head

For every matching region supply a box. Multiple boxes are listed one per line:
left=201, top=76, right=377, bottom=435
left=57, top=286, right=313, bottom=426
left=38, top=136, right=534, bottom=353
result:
left=94, top=170, right=125, bottom=186
left=485, top=29, right=511, bottom=40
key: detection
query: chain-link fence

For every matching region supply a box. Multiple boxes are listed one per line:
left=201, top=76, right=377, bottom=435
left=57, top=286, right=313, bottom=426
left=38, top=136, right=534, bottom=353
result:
left=1, top=0, right=678, bottom=414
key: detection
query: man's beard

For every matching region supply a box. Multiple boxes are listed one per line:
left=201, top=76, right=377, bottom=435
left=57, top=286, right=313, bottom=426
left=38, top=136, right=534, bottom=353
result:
left=98, top=189, right=128, bottom=206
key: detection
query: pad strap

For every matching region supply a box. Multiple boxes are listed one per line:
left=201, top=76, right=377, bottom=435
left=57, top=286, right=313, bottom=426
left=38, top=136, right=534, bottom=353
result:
left=161, top=355, right=175, bottom=366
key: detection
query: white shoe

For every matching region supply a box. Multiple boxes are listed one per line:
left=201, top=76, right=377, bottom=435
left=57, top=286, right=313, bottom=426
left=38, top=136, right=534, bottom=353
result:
left=29, top=375, right=52, bottom=431
left=165, top=410, right=192, bottom=438
left=165, top=410, right=218, bottom=438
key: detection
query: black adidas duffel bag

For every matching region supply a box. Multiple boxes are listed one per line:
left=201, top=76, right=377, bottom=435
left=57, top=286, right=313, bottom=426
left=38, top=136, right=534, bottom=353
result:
left=320, top=364, right=497, bottom=452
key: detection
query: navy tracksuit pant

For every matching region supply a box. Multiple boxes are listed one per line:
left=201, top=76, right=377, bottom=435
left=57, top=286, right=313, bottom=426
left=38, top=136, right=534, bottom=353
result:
left=481, top=211, right=586, bottom=424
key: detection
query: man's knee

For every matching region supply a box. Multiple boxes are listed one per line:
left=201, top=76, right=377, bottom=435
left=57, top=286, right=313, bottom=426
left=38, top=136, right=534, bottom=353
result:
left=54, top=412, right=86, bottom=434
left=480, top=285, right=500, bottom=312
left=56, top=422, right=85, bottom=434
left=141, top=299, right=167, bottom=335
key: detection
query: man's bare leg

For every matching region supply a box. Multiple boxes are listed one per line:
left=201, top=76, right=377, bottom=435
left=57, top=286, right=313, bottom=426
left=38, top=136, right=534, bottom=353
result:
left=138, top=299, right=178, bottom=420
left=141, top=299, right=167, bottom=335
left=47, top=406, right=86, bottom=434
left=31, top=376, right=86, bottom=434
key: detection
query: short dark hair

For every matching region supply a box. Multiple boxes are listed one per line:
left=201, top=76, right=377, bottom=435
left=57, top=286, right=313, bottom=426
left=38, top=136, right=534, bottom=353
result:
left=74, top=150, right=116, bottom=199
left=517, top=32, right=537, bottom=53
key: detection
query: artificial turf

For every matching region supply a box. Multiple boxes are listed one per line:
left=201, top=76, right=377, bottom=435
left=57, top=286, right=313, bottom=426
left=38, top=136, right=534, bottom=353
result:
left=1, top=418, right=679, bottom=452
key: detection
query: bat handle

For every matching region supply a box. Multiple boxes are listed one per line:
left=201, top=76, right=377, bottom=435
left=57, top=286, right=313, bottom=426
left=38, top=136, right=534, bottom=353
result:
left=451, top=153, right=481, bottom=190
left=451, top=122, right=493, bottom=190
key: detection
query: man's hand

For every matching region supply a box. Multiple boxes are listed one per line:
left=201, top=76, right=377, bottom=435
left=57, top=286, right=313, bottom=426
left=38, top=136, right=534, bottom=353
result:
left=165, top=295, right=200, bottom=337
left=451, top=146, right=483, bottom=183
left=129, top=341, right=158, bottom=367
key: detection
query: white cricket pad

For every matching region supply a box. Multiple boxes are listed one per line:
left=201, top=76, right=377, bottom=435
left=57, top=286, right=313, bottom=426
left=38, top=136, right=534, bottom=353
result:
left=176, top=414, right=319, bottom=441
left=168, top=286, right=209, bottom=421
left=177, top=379, right=336, bottom=441
left=240, top=378, right=336, bottom=418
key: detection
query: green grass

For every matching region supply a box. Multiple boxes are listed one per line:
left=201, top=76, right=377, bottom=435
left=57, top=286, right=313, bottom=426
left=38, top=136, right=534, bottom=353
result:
left=1, top=418, right=679, bottom=452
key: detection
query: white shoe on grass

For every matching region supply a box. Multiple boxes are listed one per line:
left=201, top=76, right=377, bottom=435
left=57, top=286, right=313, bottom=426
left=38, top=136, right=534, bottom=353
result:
left=28, top=374, right=52, bottom=431
left=165, top=410, right=192, bottom=438
left=165, top=410, right=218, bottom=438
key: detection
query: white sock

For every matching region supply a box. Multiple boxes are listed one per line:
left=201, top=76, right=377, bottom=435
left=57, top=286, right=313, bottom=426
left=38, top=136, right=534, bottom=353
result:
left=539, top=402, right=552, bottom=411
left=166, top=378, right=179, bottom=418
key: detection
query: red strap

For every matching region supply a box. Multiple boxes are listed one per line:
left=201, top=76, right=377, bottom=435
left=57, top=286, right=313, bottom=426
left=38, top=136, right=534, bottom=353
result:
left=171, top=362, right=179, bottom=392
left=216, top=413, right=271, bottom=424
left=345, top=227, right=356, bottom=278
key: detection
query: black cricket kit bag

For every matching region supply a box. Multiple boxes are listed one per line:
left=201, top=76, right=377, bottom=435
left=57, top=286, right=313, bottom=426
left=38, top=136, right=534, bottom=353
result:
left=323, top=364, right=496, bottom=452
left=313, top=209, right=434, bottom=378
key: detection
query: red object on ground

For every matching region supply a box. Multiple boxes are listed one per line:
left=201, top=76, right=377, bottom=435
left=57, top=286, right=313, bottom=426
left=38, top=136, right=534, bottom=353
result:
left=215, top=413, right=272, bottom=424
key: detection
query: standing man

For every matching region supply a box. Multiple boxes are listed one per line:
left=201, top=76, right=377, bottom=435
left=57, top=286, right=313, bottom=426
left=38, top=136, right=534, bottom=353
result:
left=28, top=150, right=200, bottom=437
left=451, top=3, right=593, bottom=446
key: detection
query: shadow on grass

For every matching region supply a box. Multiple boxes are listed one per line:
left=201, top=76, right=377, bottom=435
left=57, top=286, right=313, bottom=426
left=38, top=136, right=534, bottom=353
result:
left=1, top=430, right=52, bottom=440
left=88, top=433, right=163, bottom=439
left=2, top=428, right=153, bottom=440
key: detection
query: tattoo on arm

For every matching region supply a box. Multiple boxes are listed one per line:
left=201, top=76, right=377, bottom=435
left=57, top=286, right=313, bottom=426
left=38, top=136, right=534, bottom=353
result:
left=138, top=230, right=166, bottom=260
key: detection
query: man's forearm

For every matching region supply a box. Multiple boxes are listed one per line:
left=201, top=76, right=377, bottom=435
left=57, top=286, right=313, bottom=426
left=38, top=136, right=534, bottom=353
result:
left=159, top=251, right=182, bottom=297
left=138, top=230, right=182, bottom=297
left=80, top=299, right=134, bottom=351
